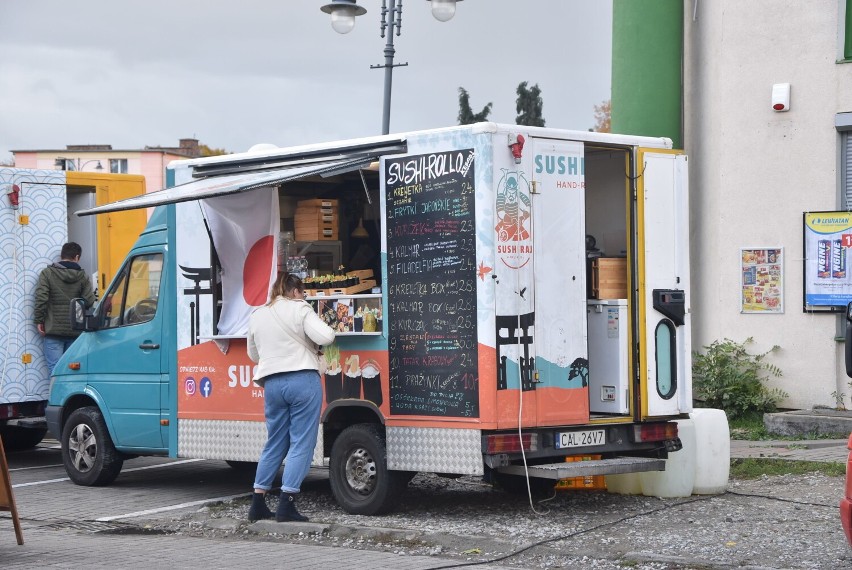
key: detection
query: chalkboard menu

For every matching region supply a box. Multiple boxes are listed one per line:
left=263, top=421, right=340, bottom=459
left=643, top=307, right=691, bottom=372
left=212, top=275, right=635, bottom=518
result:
left=385, top=149, right=479, bottom=418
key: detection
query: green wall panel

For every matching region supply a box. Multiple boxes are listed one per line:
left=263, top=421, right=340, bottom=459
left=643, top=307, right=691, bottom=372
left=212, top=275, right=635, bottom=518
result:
left=612, top=0, right=683, bottom=149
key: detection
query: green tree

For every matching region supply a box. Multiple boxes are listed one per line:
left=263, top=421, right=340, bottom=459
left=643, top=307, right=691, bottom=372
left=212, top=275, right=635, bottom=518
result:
left=515, top=81, right=545, bottom=127
left=593, top=99, right=611, bottom=132
left=199, top=144, right=229, bottom=157
left=457, top=87, right=493, bottom=125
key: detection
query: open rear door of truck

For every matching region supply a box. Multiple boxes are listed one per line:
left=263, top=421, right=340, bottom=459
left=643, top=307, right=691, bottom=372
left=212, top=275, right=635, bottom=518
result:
left=635, top=149, right=691, bottom=419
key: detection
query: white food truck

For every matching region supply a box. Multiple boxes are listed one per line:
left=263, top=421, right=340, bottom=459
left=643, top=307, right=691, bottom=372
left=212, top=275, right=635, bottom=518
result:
left=48, top=123, right=692, bottom=514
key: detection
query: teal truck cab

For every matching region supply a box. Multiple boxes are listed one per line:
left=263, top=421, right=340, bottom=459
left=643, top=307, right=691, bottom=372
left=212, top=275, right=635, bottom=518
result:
left=47, top=207, right=172, bottom=483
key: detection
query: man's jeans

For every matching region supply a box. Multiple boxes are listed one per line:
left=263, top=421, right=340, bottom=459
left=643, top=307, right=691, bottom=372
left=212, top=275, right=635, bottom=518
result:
left=44, top=336, right=75, bottom=376
left=253, top=370, right=322, bottom=493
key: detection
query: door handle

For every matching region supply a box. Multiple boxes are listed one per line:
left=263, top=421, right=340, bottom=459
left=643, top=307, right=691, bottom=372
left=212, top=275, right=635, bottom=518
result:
left=139, top=343, right=160, bottom=350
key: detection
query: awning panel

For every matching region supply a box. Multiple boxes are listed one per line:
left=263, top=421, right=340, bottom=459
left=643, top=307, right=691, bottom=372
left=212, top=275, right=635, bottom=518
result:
left=75, top=157, right=375, bottom=216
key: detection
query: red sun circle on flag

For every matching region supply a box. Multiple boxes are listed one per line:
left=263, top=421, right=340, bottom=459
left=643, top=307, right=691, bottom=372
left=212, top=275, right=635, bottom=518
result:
left=243, top=235, right=275, bottom=306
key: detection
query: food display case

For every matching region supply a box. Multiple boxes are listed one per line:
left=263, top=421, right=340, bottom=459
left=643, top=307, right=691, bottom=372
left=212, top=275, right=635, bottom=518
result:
left=303, top=269, right=377, bottom=296
left=306, top=294, right=382, bottom=336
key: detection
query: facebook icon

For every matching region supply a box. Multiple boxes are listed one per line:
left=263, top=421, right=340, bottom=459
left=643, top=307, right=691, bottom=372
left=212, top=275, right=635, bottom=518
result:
left=200, top=377, right=213, bottom=398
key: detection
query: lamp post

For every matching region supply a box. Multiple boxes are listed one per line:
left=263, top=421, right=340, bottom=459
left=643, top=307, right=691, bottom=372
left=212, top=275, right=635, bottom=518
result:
left=54, top=158, right=104, bottom=172
left=321, top=0, right=462, bottom=135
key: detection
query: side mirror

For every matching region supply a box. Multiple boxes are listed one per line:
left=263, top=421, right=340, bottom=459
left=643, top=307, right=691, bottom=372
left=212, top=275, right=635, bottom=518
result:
left=846, top=302, right=852, bottom=377
left=69, top=298, right=95, bottom=332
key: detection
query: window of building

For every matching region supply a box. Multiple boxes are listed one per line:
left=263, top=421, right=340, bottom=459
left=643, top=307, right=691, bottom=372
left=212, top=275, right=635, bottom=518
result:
left=841, top=0, right=852, bottom=61
left=109, top=158, right=128, bottom=174
left=844, top=133, right=852, bottom=208
left=838, top=114, right=852, bottom=208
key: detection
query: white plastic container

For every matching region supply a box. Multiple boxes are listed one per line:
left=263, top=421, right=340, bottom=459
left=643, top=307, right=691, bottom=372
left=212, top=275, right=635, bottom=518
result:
left=605, top=472, right=643, bottom=495
left=640, top=417, right=696, bottom=498
left=690, top=408, right=730, bottom=494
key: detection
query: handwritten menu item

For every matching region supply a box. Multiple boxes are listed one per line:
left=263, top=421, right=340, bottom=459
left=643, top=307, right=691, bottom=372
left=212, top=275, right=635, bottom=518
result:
left=385, top=149, right=479, bottom=417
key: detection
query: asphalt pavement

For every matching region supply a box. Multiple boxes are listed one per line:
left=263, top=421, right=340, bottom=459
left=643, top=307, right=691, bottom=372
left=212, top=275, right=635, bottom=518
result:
left=1, top=438, right=848, bottom=569
left=2, top=524, right=506, bottom=569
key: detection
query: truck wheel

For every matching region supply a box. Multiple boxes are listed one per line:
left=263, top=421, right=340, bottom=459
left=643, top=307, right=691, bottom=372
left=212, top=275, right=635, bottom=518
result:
left=0, top=425, right=47, bottom=451
left=329, top=423, right=406, bottom=515
left=61, top=407, right=124, bottom=486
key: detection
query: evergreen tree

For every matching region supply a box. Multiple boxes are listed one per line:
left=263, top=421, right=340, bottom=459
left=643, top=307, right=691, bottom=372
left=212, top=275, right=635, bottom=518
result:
left=457, top=87, right=493, bottom=125
left=515, top=81, right=545, bottom=127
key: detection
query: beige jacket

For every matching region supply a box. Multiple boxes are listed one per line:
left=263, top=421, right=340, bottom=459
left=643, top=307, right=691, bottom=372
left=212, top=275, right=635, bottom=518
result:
left=247, top=297, right=335, bottom=384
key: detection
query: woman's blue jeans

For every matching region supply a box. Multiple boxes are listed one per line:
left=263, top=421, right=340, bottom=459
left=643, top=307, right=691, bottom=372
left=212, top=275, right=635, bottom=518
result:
left=253, top=370, right=322, bottom=494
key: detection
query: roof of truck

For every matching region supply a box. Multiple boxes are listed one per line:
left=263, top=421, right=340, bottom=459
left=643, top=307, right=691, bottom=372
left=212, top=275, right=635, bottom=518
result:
left=170, top=122, right=674, bottom=172
left=76, top=123, right=675, bottom=217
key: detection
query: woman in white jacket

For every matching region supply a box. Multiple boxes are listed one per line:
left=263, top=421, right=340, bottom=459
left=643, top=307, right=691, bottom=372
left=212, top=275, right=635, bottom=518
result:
left=246, top=273, right=335, bottom=522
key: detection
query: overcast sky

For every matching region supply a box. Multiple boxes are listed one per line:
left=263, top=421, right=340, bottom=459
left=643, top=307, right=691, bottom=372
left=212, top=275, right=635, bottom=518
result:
left=0, top=1, right=612, bottom=162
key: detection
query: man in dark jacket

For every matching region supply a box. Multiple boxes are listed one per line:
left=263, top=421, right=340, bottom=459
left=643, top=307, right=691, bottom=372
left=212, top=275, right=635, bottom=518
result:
left=34, top=242, right=96, bottom=374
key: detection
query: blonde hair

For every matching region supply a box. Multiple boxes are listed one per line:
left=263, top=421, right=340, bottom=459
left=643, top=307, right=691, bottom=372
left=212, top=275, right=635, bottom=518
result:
left=268, top=272, right=304, bottom=304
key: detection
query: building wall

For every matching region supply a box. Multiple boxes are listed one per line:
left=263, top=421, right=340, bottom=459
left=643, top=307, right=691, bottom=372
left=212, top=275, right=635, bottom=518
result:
left=12, top=150, right=182, bottom=195
left=140, top=153, right=174, bottom=192
left=684, top=0, right=852, bottom=409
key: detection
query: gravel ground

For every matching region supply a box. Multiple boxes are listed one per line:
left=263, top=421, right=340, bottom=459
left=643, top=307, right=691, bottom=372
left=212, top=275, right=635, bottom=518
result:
left=140, top=470, right=851, bottom=570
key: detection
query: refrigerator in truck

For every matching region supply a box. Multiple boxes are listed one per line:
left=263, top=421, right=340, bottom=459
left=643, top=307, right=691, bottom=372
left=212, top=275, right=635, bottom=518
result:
left=587, top=299, right=630, bottom=414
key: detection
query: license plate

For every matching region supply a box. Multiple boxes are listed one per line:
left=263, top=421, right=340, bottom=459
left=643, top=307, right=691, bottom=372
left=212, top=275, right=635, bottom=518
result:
left=555, top=429, right=605, bottom=449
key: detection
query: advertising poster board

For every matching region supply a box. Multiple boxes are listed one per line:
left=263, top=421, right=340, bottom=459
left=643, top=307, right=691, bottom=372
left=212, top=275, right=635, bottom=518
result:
left=803, top=211, right=852, bottom=312
left=741, top=247, right=784, bottom=313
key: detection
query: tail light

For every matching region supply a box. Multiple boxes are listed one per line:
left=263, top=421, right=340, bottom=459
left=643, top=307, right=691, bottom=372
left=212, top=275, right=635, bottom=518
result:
left=8, top=184, right=20, bottom=209
left=634, top=422, right=678, bottom=443
left=484, top=433, right=539, bottom=454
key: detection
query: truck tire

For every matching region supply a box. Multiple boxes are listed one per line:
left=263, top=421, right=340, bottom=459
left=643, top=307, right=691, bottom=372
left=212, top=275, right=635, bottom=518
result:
left=329, top=423, right=407, bottom=515
left=0, top=425, right=47, bottom=451
left=61, top=406, right=124, bottom=486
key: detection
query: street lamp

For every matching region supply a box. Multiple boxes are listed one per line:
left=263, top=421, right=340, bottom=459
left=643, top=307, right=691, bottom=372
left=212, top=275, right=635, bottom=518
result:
left=54, top=158, right=104, bottom=172
left=320, top=0, right=462, bottom=135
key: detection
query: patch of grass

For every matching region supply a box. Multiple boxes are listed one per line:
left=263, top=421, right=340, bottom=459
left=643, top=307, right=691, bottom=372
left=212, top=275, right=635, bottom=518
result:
left=729, top=412, right=769, bottom=440
left=730, top=458, right=846, bottom=479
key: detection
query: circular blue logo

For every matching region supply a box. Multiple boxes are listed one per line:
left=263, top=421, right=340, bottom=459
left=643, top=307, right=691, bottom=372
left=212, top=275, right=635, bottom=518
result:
left=200, top=377, right=212, bottom=398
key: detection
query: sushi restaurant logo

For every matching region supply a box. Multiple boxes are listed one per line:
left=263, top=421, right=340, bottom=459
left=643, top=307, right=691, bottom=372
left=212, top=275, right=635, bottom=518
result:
left=495, top=168, right=532, bottom=269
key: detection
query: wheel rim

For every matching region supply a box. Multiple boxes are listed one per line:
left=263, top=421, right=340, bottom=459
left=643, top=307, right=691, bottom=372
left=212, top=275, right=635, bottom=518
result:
left=68, top=422, right=97, bottom=473
left=344, top=446, right=377, bottom=496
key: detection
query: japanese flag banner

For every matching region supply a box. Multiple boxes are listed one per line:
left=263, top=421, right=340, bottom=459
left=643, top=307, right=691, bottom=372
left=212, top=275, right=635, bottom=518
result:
left=201, top=187, right=279, bottom=335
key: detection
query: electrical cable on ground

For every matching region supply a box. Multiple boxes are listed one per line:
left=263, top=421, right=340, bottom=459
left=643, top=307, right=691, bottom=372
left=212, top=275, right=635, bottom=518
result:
left=725, top=489, right=838, bottom=509
left=418, top=485, right=842, bottom=570
left=419, top=494, right=715, bottom=570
